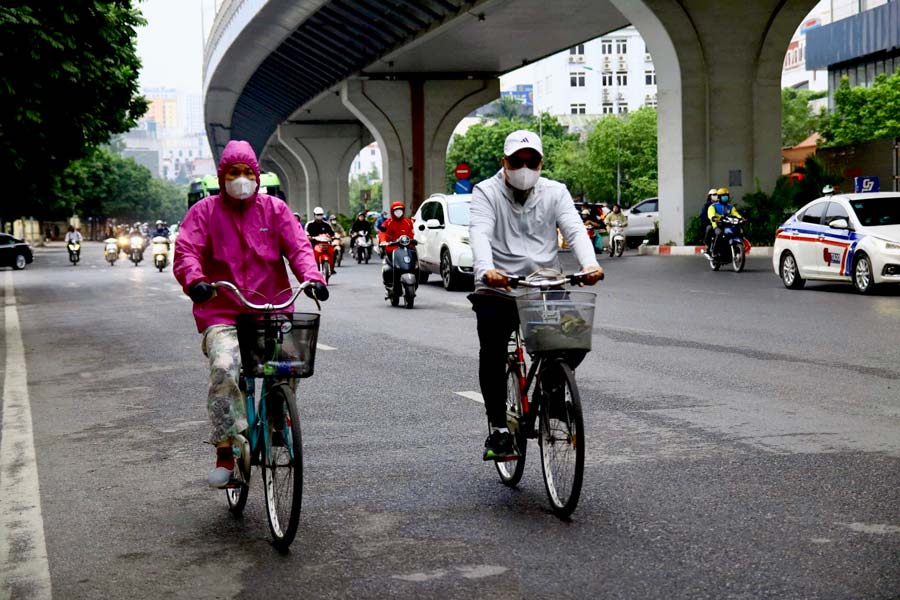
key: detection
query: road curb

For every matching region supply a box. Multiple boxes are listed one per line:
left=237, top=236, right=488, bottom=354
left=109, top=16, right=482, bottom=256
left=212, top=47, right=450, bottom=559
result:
left=638, top=245, right=774, bottom=257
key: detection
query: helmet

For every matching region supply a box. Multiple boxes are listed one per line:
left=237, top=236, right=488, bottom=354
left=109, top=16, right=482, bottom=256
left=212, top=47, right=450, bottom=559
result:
left=155, top=220, right=163, bottom=226
left=293, top=212, right=302, bottom=221
left=707, top=188, right=718, bottom=196
left=390, top=201, right=405, bottom=215
left=716, top=187, right=731, bottom=202
left=313, top=206, right=325, bottom=218
left=581, top=209, right=590, bottom=216
left=822, top=184, right=834, bottom=195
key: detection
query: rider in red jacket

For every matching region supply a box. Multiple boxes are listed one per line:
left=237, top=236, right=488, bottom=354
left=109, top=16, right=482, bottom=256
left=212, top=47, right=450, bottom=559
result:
left=378, top=201, right=415, bottom=254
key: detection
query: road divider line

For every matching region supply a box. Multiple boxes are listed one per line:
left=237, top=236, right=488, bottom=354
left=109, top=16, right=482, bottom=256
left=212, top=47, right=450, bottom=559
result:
left=454, top=391, right=484, bottom=404
left=316, top=343, right=336, bottom=351
left=1, top=270, right=53, bottom=599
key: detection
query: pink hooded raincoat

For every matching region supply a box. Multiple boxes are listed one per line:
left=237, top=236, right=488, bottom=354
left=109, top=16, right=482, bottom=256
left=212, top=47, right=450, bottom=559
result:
left=174, top=140, right=325, bottom=333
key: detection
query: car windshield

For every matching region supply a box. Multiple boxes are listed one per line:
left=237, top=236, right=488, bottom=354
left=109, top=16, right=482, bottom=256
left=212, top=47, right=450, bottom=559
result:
left=849, top=196, right=900, bottom=227
left=448, top=202, right=470, bottom=226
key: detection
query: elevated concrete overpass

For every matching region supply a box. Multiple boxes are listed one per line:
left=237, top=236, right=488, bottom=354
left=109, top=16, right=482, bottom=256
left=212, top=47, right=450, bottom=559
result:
left=204, top=0, right=816, bottom=243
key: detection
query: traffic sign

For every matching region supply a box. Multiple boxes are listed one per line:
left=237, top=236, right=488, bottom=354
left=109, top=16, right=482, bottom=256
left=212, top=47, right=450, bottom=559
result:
left=454, top=163, right=471, bottom=180
left=454, top=179, right=474, bottom=194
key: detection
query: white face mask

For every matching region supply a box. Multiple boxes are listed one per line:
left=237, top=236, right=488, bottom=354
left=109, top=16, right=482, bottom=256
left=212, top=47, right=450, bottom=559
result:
left=225, top=176, right=256, bottom=200
left=393, top=209, right=403, bottom=218
left=505, top=167, right=540, bottom=191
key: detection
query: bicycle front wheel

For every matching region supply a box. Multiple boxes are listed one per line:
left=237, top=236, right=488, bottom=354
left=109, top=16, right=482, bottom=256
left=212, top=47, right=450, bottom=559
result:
left=537, top=361, right=585, bottom=519
left=262, top=384, right=303, bottom=552
left=494, top=365, right=526, bottom=486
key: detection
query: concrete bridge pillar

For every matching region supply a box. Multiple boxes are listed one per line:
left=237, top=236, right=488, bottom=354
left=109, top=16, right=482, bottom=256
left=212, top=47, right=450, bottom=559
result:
left=264, top=142, right=308, bottom=216
left=277, top=122, right=372, bottom=218
left=613, top=0, right=815, bottom=244
left=342, top=77, right=499, bottom=212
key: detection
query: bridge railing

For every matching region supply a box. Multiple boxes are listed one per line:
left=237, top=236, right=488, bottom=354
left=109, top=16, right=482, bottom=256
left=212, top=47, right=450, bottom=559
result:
left=203, top=0, right=269, bottom=93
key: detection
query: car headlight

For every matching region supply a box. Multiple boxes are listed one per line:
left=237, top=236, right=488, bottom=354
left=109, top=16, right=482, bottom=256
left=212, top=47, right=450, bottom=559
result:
left=884, top=241, right=900, bottom=251
left=460, top=236, right=470, bottom=245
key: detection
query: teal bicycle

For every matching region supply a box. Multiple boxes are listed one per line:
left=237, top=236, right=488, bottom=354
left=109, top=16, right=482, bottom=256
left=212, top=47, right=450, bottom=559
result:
left=212, top=280, right=321, bottom=552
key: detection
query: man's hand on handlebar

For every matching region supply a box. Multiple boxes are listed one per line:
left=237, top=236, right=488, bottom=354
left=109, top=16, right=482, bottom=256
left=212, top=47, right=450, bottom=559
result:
left=579, top=265, right=604, bottom=286
left=305, top=281, right=329, bottom=302
left=188, top=281, right=215, bottom=303
left=483, top=268, right=511, bottom=291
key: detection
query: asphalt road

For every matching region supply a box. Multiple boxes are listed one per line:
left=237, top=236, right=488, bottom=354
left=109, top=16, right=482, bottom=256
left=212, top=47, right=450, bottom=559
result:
left=1, top=242, right=898, bottom=599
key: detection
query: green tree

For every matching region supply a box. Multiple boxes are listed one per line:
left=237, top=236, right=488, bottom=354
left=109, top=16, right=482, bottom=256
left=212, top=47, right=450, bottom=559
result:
left=583, top=107, right=657, bottom=206
left=444, top=113, right=578, bottom=191
left=347, top=168, right=382, bottom=215
left=489, top=95, right=524, bottom=120
left=781, top=88, right=826, bottom=147
left=0, top=2, right=148, bottom=221
left=820, top=70, right=900, bottom=146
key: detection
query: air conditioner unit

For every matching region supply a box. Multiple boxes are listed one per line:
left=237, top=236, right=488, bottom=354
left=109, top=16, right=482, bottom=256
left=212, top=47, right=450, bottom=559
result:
left=617, top=92, right=625, bottom=101
left=602, top=90, right=610, bottom=100
left=573, top=55, right=585, bottom=63
left=618, top=59, right=628, bottom=70
left=645, top=53, right=652, bottom=62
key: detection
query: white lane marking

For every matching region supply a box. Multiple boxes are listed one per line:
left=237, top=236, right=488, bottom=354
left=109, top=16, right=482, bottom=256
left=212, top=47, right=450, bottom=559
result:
left=392, top=570, right=448, bottom=582
left=447, top=301, right=470, bottom=308
left=1, top=271, right=53, bottom=599
left=837, top=522, right=900, bottom=535
left=316, top=343, right=336, bottom=351
left=457, top=565, right=509, bottom=579
left=454, top=391, right=484, bottom=404
left=178, top=295, right=191, bottom=301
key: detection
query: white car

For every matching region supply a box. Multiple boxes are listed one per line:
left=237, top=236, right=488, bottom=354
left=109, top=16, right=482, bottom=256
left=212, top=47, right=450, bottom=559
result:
left=774, top=192, right=900, bottom=294
left=413, top=193, right=474, bottom=290
left=622, top=197, right=658, bottom=240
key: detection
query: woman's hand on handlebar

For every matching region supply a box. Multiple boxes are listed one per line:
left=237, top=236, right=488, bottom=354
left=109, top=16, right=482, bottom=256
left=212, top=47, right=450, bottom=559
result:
left=189, top=281, right=215, bottom=303
left=304, top=281, right=329, bottom=302
left=578, top=265, right=604, bottom=286
left=483, top=269, right=512, bottom=291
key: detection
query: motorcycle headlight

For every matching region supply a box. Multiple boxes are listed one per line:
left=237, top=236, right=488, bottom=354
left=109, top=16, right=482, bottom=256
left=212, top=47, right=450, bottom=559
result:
left=131, top=237, right=142, bottom=246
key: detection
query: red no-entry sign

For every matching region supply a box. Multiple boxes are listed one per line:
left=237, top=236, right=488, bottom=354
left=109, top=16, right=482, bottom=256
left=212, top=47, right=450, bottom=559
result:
left=454, top=163, right=471, bottom=180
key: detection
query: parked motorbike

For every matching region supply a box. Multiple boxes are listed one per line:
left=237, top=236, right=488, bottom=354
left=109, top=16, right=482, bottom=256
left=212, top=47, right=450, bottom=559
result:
left=103, top=238, right=118, bottom=266
left=352, top=231, right=372, bottom=264
left=151, top=236, right=170, bottom=272
left=67, top=240, right=81, bottom=265
left=381, top=235, right=419, bottom=309
left=311, top=234, right=335, bottom=283
left=705, top=215, right=749, bottom=272
left=608, top=224, right=626, bottom=258
left=129, top=234, right=145, bottom=266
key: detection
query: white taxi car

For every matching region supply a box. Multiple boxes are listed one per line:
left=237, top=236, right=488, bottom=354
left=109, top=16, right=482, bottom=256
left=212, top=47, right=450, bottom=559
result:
left=413, top=193, right=474, bottom=290
left=774, top=192, right=900, bottom=294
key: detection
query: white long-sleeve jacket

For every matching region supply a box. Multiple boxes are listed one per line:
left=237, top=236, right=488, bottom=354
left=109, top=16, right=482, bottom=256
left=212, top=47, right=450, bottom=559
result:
left=469, top=170, right=599, bottom=291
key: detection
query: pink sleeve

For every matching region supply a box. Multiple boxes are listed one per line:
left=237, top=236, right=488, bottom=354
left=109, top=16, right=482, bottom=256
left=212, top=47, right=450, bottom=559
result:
left=277, top=203, right=326, bottom=285
left=173, top=202, right=210, bottom=293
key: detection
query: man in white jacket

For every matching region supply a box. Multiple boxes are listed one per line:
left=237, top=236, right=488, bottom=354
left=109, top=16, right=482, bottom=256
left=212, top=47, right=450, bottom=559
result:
left=469, top=130, right=603, bottom=460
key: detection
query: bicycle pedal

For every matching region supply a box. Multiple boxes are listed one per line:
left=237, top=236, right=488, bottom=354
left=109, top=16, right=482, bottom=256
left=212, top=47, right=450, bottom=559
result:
left=222, top=478, right=245, bottom=489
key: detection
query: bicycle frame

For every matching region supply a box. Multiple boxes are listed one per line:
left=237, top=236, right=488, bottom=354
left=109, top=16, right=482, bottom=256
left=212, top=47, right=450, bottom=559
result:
left=508, top=328, right=558, bottom=439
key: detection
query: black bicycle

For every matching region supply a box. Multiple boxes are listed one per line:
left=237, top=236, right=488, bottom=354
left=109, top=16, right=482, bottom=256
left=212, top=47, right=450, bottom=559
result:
left=491, top=271, right=599, bottom=518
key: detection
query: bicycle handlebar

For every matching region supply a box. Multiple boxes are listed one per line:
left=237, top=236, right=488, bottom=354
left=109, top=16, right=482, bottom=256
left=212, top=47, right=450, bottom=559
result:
left=483, top=271, right=604, bottom=289
left=211, top=281, right=320, bottom=311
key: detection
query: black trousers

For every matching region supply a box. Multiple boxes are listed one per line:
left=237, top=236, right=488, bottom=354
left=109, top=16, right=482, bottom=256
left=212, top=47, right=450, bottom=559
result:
left=469, top=292, right=519, bottom=428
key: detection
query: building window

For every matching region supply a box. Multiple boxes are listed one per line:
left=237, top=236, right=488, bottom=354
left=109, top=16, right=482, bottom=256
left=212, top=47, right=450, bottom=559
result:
left=602, top=103, right=614, bottom=114
left=618, top=105, right=628, bottom=114
left=645, top=70, right=656, bottom=85
left=570, top=72, right=585, bottom=87
left=616, top=72, right=628, bottom=86
left=615, top=39, right=627, bottom=55
left=644, top=94, right=657, bottom=108
left=570, top=103, right=586, bottom=115
left=601, top=40, right=612, bottom=55
left=602, top=74, right=613, bottom=86
left=569, top=44, right=585, bottom=56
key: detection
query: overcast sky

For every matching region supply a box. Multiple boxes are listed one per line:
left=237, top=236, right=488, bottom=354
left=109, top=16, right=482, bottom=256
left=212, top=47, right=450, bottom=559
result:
left=136, top=0, right=205, bottom=94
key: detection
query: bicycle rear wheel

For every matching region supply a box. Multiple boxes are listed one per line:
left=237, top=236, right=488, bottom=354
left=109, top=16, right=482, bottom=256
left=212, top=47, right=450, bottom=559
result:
left=537, top=361, right=584, bottom=519
left=262, top=384, right=303, bottom=552
left=494, top=364, right=526, bottom=486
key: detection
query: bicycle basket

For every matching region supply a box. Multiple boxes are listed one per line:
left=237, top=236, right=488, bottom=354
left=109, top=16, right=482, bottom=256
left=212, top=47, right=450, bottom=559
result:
left=515, top=290, right=596, bottom=353
left=235, top=312, right=320, bottom=378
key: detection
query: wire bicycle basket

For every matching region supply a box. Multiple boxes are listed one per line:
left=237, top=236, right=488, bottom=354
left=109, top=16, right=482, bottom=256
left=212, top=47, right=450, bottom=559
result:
left=236, top=312, right=320, bottom=378
left=515, top=289, right=596, bottom=353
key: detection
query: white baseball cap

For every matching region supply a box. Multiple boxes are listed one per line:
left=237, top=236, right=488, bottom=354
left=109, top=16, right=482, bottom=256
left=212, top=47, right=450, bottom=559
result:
left=503, top=130, right=543, bottom=157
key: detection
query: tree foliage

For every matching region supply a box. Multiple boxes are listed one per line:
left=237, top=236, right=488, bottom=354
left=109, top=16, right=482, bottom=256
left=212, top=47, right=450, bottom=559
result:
left=0, top=1, right=148, bottom=221
left=820, top=70, right=900, bottom=146
left=781, top=88, right=826, bottom=147
left=58, top=148, right=186, bottom=223
left=348, top=169, right=383, bottom=216
left=582, top=107, right=657, bottom=206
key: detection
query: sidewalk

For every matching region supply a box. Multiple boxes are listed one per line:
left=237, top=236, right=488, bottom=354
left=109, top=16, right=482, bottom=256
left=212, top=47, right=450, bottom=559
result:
left=637, top=244, right=774, bottom=257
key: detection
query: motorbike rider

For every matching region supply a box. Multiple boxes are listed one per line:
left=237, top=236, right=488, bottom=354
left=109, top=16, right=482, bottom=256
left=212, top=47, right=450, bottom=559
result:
left=306, top=207, right=336, bottom=238
left=706, top=187, right=743, bottom=254
left=469, top=130, right=603, bottom=460
left=151, top=220, right=171, bottom=239
left=604, top=204, right=628, bottom=229
left=173, top=140, right=328, bottom=488
left=581, top=208, right=604, bottom=253
left=378, top=202, right=415, bottom=255
left=350, top=211, right=374, bottom=257
left=64, top=225, right=83, bottom=244
left=700, top=188, right=717, bottom=252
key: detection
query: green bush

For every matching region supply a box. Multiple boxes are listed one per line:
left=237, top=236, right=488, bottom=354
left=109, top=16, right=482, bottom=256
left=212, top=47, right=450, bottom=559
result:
left=684, top=215, right=704, bottom=245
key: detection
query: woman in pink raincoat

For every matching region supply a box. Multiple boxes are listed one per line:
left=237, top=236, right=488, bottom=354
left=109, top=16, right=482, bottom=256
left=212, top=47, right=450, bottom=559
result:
left=174, top=140, right=327, bottom=488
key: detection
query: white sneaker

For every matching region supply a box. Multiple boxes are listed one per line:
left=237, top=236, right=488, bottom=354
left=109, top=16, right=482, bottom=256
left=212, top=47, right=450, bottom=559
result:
left=207, top=466, right=232, bottom=488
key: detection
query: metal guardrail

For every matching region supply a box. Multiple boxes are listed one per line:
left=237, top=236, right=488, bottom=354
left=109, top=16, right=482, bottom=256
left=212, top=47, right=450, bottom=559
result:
left=203, top=0, right=268, bottom=93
